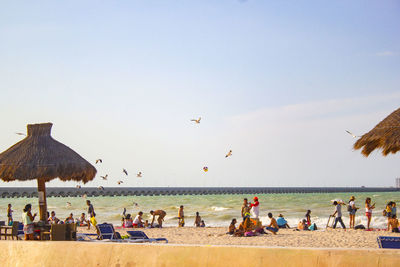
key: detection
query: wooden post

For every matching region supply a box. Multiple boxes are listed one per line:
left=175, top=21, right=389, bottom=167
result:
left=37, top=178, right=47, bottom=222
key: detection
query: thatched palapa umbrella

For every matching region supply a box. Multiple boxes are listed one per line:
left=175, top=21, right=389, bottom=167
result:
left=354, top=107, right=400, bottom=156
left=0, top=123, right=96, bottom=221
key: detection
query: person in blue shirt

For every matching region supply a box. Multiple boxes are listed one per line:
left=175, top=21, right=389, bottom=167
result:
left=276, top=214, right=290, bottom=229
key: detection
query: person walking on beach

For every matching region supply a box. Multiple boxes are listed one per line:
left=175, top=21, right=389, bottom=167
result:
left=365, top=197, right=375, bottom=230
left=241, top=198, right=251, bottom=219
left=87, top=200, right=96, bottom=230
left=7, top=203, right=13, bottom=226
left=22, top=204, right=37, bottom=240
left=332, top=201, right=346, bottom=229
left=348, top=196, right=357, bottom=228
left=150, top=210, right=166, bottom=228
left=178, top=205, right=185, bottom=227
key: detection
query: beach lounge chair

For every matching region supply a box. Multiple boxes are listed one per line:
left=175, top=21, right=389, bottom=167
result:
left=17, top=223, right=24, bottom=240
left=377, top=236, right=400, bottom=249
left=97, top=223, right=119, bottom=240
left=127, top=231, right=168, bottom=243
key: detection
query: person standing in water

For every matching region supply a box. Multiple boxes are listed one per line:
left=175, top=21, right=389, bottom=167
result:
left=178, top=205, right=185, bottom=227
left=365, top=197, right=375, bottom=230
left=194, top=212, right=201, bottom=227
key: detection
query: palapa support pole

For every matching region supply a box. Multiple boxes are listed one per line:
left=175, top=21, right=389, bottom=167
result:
left=37, top=178, right=47, bottom=222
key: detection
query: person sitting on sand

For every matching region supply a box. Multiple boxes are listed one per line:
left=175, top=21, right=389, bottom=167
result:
left=64, top=213, right=75, bottom=224
left=265, top=213, right=279, bottom=235
left=236, top=215, right=253, bottom=236
left=228, top=219, right=237, bottom=235
left=77, top=213, right=88, bottom=226
left=297, top=219, right=308, bottom=230
left=277, top=214, right=290, bottom=229
left=133, top=211, right=144, bottom=228
left=194, top=212, right=201, bottom=227
left=48, top=211, right=60, bottom=224
left=178, top=206, right=185, bottom=227
left=124, top=214, right=133, bottom=228
left=150, top=210, right=166, bottom=228
left=365, top=197, right=375, bottom=230
left=389, top=215, right=399, bottom=233
left=200, top=220, right=205, bottom=227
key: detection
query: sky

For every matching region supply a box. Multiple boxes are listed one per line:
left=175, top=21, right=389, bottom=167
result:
left=0, top=1, right=399, bottom=187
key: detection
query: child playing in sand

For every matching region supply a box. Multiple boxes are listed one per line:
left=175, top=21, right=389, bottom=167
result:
left=178, top=206, right=185, bottom=227
left=7, top=204, right=13, bottom=226
left=194, top=212, right=201, bottom=227
left=265, top=213, right=279, bottom=235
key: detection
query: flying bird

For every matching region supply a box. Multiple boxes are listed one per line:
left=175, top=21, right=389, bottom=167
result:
left=117, top=180, right=124, bottom=185
left=136, top=172, right=143, bottom=178
left=100, top=174, right=108, bottom=180
left=345, top=130, right=360, bottom=138
left=15, top=132, right=26, bottom=136
left=76, top=185, right=81, bottom=189
left=225, top=150, right=233, bottom=158
left=191, top=117, right=201, bottom=124
left=95, top=159, right=103, bottom=164
left=66, top=202, right=71, bottom=207
left=98, top=186, right=104, bottom=190
left=123, top=169, right=128, bottom=176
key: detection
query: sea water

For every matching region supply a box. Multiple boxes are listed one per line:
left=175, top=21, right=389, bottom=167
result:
left=1, top=192, right=399, bottom=228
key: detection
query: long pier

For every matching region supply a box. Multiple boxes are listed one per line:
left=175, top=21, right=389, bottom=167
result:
left=0, top=187, right=398, bottom=198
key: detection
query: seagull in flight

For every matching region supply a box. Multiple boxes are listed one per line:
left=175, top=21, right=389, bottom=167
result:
left=76, top=185, right=81, bottom=189
left=117, top=180, right=124, bottom=185
left=66, top=202, right=71, bottom=207
left=191, top=117, right=201, bottom=124
left=100, top=174, right=108, bottom=180
left=98, top=186, right=104, bottom=190
left=15, top=132, right=26, bottom=136
left=345, top=130, right=361, bottom=138
left=95, top=159, right=102, bottom=164
left=225, top=150, right=233, bottom=158
left=123, top=169, right=128, bottom=176
left=137, top=172, right=143, bottom=178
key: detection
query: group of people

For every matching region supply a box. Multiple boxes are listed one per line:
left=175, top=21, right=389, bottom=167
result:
left=121, top=206, right=206, bottom=229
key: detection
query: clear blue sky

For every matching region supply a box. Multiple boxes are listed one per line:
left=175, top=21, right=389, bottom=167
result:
left=0, top=1, right=399, bottom=187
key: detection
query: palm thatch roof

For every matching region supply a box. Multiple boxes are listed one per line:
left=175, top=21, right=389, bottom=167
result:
left=0, top=123, right=96, bottom=183
left=354, top=107, right=400, bottom=156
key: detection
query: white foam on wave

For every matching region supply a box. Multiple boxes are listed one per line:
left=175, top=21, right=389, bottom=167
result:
left=211, top=206, right=229, bottom=211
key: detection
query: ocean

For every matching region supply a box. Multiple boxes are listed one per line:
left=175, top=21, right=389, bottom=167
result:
left=1, top=191, right=399, bottom=228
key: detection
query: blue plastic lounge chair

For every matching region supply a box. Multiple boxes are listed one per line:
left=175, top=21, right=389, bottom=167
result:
left=377, top=236, right=400, bottom=249
left=127, top=231, right=168, bottom=243
left=97, top=223, right=117, bottom=240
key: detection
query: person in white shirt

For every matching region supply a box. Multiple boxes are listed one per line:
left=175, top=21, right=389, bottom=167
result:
left=133, top=211, right=144, bottom=228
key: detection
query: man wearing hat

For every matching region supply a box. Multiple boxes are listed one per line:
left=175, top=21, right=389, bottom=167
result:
left=250, top=196, right=260, bottom=219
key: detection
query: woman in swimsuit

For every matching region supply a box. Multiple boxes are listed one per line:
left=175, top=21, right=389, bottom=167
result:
left=365, top=197, right=375, bottom=230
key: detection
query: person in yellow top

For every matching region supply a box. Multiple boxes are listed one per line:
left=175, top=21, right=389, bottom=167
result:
left=385, top=202, right=393, bottom=231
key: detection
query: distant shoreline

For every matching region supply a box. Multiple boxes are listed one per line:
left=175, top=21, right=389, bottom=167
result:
left=0, top=186, right=398, bottom=198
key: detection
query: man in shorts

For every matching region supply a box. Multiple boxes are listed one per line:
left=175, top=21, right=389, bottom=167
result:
left=150, top=210, right=166, bottom=228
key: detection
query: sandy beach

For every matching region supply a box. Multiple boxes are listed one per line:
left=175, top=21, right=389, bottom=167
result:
left=77, top=226, right=400, bottom=249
